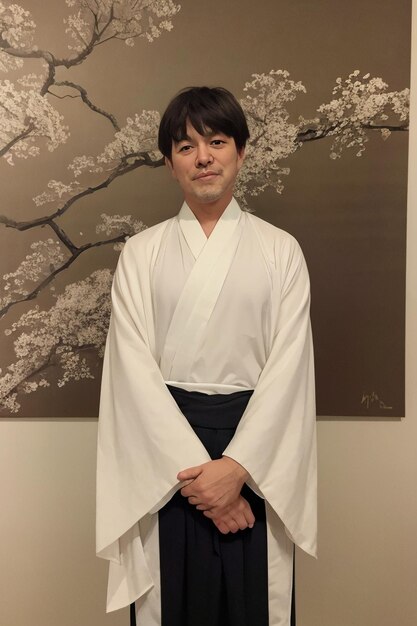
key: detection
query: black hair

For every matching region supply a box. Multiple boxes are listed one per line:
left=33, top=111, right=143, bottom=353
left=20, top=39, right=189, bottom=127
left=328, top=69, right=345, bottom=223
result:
left=158, top=86, right=250, bottom=160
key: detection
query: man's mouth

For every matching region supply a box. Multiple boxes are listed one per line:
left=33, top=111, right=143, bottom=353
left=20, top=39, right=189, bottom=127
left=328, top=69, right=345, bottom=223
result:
left=193, top=171, right=220, bottom=180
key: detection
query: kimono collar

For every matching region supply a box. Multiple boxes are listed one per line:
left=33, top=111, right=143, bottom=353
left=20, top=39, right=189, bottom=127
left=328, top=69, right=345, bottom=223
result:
left=178, top=197, right=242, bottom=259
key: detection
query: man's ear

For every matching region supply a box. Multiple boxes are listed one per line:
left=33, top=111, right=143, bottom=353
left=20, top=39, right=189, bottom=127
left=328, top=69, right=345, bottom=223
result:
left=165, top=156, right=177, bottom=179
left=237, top=146, right=246, bottom=171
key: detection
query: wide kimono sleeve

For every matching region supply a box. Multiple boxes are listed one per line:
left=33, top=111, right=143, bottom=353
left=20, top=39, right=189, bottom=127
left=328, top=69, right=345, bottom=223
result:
left=223, top=228, right=317, bottom=557
left=96, top=228, right=210, bottom=611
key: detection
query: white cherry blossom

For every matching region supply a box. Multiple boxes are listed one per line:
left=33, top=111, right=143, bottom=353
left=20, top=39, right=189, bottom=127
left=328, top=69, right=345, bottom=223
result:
left=317, top=71, right=409, bottom=158
left=0, top=269, right=113, bottom=412
left=96, top=212, right=146, bottom=237
left=96, top=111, right=161, bottom=166
left=33, top=180, right=80, bottom=206
left=0, top=1, right=36, bottom=48
left=0, top=80, right=70, bottom=165
left=236, top=70, right=306, bottom=206
left=2, top=239, right=67, bottom=293
left=64, top=0, right=180, bottom=51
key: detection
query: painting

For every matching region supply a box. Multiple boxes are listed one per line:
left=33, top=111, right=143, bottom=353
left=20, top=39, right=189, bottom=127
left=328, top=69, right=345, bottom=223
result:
left=0, top=0, right=410, bottom=417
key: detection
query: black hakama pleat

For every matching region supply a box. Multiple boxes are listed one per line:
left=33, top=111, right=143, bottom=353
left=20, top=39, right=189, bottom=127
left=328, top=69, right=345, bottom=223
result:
left=130, top=385, right=295, bottom=626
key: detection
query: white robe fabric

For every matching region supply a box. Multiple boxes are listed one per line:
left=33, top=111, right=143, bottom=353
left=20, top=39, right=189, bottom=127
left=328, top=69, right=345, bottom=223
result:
left=96, top=198, right=317, bottom=625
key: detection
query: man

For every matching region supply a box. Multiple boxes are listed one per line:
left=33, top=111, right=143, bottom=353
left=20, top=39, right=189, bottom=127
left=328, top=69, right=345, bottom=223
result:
left=96, top=87, right=317, bottom=626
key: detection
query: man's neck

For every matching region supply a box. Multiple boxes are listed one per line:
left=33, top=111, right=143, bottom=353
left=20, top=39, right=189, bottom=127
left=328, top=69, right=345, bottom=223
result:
left=186, top=194, right=233, bottom=237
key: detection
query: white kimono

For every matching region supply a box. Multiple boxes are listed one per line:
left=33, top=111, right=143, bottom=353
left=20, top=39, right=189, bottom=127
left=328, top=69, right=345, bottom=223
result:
left=96, top=198, right=317, bottom=626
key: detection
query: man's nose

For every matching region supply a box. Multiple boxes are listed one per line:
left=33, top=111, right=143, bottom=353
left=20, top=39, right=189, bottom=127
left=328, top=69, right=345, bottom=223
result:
left=195, top=144, right=213, bottom=167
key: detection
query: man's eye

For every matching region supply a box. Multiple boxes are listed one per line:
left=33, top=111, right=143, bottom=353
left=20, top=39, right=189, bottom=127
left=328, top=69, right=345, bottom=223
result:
left=179, top=145, right=192, bottom=152
left=211, top=139, right=225, bottom=146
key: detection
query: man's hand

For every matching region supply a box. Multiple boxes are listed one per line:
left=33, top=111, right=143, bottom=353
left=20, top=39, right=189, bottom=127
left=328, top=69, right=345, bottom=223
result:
left=177, top=456, right=249, bottom=510
left=208, top=495, right=255, bottom=534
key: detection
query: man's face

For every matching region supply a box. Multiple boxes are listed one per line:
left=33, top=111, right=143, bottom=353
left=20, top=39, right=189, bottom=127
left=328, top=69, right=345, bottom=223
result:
left=166, top=121, right=245, bottom=210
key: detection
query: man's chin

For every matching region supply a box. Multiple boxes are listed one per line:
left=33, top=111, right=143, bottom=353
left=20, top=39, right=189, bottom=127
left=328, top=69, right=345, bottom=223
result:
left=192, top=188, right=226, bottom=204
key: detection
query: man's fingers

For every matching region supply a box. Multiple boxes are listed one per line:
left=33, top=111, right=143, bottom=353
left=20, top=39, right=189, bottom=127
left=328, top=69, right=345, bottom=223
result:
left=179, top=458, right=247, bottom=509
left=214, top=520, right=230, bottom=535
left=204, top=496, right=256, bottom=530
left=232, top=496, right=255, bottom=528
left=181, top=484, right=199, bottom=497
left=234, top=511, right=251, bottom=531
left=177, top=465, right=203, bottom=482
left=187, top=496, right=211, bottom=510
left=241, top=498, right=255, bottom=527
left=226, top=519, right=240, bottom=533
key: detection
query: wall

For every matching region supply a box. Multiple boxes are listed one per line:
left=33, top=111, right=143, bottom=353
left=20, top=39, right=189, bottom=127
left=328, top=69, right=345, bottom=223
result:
left=0, top=420, right=127, bottom=626
left=1, top=10, right=417, bottom=626
left=296, top=4, right=417, bottom=624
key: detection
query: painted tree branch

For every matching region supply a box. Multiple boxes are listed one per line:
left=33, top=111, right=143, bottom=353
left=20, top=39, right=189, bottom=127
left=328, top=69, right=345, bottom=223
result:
left=0, top=0, right=180, bottom=163
left=296, top=121, right=409, bottom=143
left=0, top=232, right=128, bottom=318
left=47, top=221, right=79, bottom=254
left=0, top=152, right=163, bottom=232
left=0, top=121, right=35, bottom=157
left=1, top=0, right=180, bottom=70
left=50, top=81, right=121, bottom=131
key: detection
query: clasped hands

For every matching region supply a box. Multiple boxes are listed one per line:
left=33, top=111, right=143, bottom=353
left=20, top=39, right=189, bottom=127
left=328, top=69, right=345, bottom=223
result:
left=177, top=456, right=255, bottom=534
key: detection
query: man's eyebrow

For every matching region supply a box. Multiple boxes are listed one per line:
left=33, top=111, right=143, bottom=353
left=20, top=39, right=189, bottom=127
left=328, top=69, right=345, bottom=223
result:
left=176, top=135, right=192, bottom=143
left=174, top=130, right=222, bottom=143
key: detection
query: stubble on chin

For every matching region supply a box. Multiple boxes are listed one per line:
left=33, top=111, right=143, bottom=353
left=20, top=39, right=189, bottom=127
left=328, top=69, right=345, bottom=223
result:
left=193, top=188, right=225, bottom=203
left=190, top=175, right=234, bottom=205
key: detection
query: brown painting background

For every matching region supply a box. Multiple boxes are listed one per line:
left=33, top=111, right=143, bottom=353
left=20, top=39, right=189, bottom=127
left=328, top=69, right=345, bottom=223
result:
left=0, top=0, right=411, bottom=417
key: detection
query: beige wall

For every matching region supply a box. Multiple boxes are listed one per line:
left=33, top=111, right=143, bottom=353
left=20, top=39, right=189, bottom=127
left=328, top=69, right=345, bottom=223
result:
left=1, top=11, right=417, bottom=626
left=0, top=420, right=127, bottom=626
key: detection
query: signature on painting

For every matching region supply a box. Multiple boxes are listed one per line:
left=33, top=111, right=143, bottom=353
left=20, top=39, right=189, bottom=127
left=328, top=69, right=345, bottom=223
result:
left=361, top=392, right=393, bottom=411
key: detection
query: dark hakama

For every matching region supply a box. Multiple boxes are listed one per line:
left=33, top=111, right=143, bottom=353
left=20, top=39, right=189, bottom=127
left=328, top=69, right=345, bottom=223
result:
left=130, top=386, right=295, bottom=626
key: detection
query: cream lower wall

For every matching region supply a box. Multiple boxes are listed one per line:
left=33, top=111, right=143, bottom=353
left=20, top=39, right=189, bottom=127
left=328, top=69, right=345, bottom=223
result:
left=2, top=11, right=417, bottom=626
left=0, top=420, right=127, bottom=626
left=296, top=419, right=417, bottom=626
